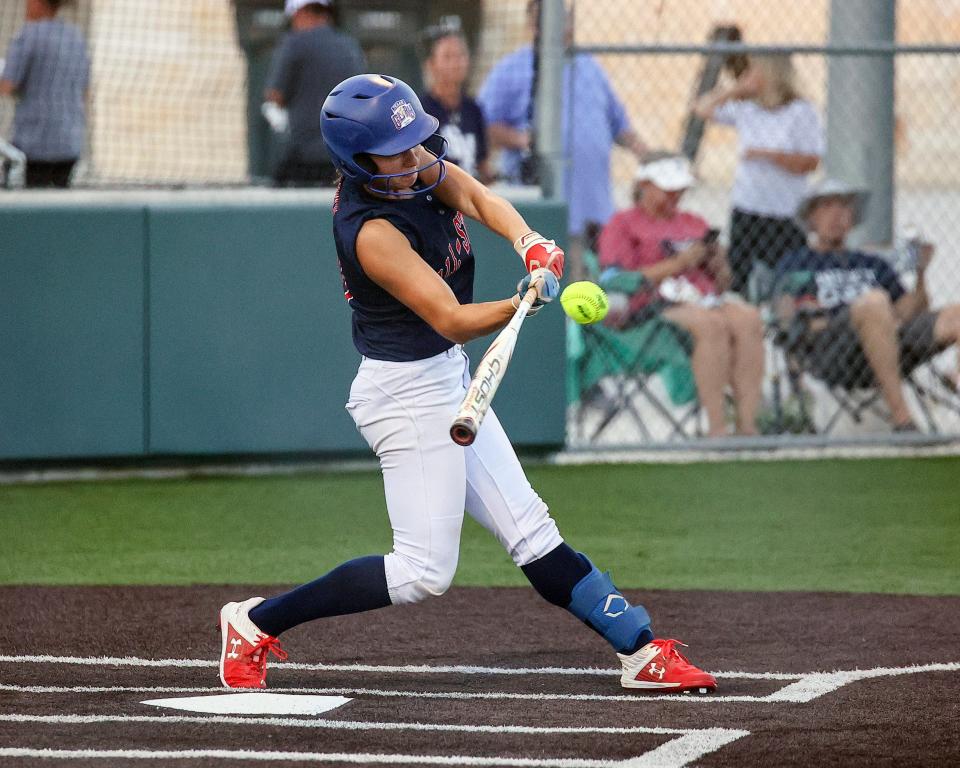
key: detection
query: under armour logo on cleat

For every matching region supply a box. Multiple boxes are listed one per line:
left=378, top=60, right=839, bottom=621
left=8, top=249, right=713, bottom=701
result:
left=227, top=638, right=242, bottom=659
left=648, top=663, right=666, bottom=680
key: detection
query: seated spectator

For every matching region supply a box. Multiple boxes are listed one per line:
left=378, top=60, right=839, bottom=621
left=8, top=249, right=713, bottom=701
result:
left=418, top=25, right=490, bottom=181
left=772, top=178, right=960, bottom=431
left=598, top=153, right=765, bottom=437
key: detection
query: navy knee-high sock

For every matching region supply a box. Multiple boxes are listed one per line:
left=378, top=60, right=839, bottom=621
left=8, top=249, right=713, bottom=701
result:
left=249, top=555, right=391, bottom=637
left=521, top=543, right=654, bottom=654
left=521, top=542, right=591, bottom=607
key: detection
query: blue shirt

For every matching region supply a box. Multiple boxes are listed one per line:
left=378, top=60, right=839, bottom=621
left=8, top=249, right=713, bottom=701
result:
left=477, top=46, right=631, bottom=236
left=332, top=178, right=475, bottom=361
left=773, top=245, right=905, bottom=311
left=2, top=19, right=89, bottom=161
left=419, top=91, right=487, bottom=178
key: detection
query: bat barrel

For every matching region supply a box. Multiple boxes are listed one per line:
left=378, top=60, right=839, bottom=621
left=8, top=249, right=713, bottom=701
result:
left=450, top=417, right=478, bottom=446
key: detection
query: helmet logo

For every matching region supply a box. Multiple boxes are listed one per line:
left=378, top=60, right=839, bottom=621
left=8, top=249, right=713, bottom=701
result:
left=391, top=99, right=416, bottom=130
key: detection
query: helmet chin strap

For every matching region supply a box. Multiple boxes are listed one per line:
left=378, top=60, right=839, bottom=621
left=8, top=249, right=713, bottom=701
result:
left=364, top=138, right=449, bottom=198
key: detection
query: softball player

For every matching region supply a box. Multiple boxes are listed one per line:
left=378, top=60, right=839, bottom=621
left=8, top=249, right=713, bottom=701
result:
left=218, top=74, right=715, bottom=694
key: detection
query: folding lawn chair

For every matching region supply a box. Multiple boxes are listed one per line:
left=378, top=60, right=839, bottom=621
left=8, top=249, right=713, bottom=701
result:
left=767, top=301, right=960, bottom=436
left=568, top=256, right=701, bottom=444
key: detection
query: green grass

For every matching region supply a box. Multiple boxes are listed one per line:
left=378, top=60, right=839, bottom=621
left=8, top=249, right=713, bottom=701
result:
left=2, top=457, right=958, bottom=594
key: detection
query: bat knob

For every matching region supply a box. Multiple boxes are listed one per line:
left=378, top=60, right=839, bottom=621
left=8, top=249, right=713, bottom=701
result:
left=450, top=418, right=478, bottom=446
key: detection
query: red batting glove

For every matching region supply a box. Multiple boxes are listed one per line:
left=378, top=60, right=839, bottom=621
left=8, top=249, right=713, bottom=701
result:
left=514, top=231, right=565, bottom=279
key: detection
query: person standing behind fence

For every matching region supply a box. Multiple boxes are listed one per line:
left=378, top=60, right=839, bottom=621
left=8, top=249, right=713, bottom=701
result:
left=418, top=26, right=491, bottom=182
left=477, top=0, right=647, bottom=277
left=0, top=0, right=89, bottom=188
left=264, top=0, right=365, bottom=187
left=695, top=55, right=823, bottom=297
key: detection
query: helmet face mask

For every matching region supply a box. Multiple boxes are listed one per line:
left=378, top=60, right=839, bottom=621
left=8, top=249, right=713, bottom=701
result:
left=361, top=136, right=448, bottom=197
left=321, top=74, right=448, bottom=197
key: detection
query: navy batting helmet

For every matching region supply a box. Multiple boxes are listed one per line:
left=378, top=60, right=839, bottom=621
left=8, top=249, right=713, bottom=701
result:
left=321, top=74, right=446, bottom=195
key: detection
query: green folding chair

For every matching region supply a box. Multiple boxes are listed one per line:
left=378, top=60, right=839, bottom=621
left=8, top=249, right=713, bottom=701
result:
left=568, top=257, right=700, bottom=442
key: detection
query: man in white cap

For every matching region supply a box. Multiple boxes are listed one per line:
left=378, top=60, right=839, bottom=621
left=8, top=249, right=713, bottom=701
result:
left=263, top=0, right=365, bottom=186
left=598, top=152, right=765, bottom=437
left=772, top=178, right=960, bottom=430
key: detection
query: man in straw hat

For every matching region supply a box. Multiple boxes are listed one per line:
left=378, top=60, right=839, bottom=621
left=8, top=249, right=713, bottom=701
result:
left=772, top=178, right=960, bottom=430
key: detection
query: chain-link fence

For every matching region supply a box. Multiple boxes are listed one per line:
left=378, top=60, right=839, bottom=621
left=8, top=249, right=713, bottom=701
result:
left=557, top=0, right=960, bottom=446
left=1, top=0, right=957, bottom=447
left=0, top=0, right=521, bottom=187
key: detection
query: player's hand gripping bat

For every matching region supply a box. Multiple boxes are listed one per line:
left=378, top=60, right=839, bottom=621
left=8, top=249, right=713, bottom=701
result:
left=449, top=272, right=552, bottom=447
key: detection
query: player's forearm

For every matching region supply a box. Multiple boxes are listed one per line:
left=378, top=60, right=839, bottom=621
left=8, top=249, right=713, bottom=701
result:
left=470, top=185, right=530, bottom=244
left=434, top=300, right=517, bottom=344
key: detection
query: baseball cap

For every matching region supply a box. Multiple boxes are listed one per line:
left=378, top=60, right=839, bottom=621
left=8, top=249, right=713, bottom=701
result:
left=634, top=155, right=696, bottom=191
left=285, top=0, right=332, bottom=17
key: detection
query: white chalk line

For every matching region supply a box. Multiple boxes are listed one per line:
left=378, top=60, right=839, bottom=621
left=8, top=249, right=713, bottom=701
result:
left=0, top=653, right=799, bottom=680
left=623, top=730, right=750, bottom=768
left=0, top=737, right=751, bottom=768
left=0, top=713, right=688, bottom=735
left=0, top=682, right=762, bottom=704
left=3, top=655, right=958, bottom=703
left=0, top=749, right=624, bottom=768
left=0, top=721, right=750, bottom=767
left=764, top=662, right=960, bottom=702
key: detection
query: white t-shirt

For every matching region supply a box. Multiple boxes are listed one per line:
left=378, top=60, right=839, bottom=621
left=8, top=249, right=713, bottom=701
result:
left=714, top=99, right=825, bottom=218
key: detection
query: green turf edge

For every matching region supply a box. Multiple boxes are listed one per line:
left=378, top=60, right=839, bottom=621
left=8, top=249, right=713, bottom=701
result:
left=2, top=456, right=958, bottom=595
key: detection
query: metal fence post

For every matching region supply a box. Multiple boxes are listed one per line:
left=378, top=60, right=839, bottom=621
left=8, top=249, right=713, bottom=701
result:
left=535, top=0, right=565, bottom=202
left=827, top=0, right=896, bottom=246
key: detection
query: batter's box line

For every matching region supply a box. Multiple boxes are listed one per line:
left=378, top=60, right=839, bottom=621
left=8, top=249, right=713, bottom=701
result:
left=0, top=717, right=748, bottom=768
left=1, top=655, right=957, bottom=704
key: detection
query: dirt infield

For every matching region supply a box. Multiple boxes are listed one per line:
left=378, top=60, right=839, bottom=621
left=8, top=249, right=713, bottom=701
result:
left=2, top=585, right=958, bottom=766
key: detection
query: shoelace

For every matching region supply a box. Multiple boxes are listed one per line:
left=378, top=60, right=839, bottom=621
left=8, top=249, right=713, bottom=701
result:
left=650, top=638, right=692, bottom=666
left=249, top=634, right=288, bottom=674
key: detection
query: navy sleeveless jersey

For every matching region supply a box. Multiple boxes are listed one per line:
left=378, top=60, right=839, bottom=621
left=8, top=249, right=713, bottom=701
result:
left=332, top=178, right=475, bottom=361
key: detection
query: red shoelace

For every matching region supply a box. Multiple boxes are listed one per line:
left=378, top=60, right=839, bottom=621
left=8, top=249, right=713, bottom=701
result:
left=249, top=635, right=288, bottom=676
left=649, top=638, right=692, bottom=666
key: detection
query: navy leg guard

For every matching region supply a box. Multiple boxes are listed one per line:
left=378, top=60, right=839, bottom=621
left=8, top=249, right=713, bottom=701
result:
left=567, top=556, right=653, bottom=654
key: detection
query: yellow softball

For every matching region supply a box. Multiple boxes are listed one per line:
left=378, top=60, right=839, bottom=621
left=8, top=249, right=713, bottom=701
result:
left=559, top=281, right=609, bottom=324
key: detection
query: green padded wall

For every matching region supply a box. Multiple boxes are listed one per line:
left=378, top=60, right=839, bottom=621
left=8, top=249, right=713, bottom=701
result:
left=0, top=197, right=566, bottom=460
left=0, top=207, right=146, bottom=458
left=147, top=204, right=362, bottom=454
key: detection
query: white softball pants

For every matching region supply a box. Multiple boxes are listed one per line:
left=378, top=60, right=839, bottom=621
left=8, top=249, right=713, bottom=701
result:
left=346, top=345, right=563, bottom=606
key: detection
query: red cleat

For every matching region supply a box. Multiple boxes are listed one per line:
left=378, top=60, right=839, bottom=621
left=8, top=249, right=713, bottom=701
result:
left=218, top=597, right=287, bottom=689
left=618, top=638, right=717, bottom=693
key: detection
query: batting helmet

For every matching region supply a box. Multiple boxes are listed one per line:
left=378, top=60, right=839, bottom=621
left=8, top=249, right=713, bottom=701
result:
left=320, top=74, right=446, bottom=195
